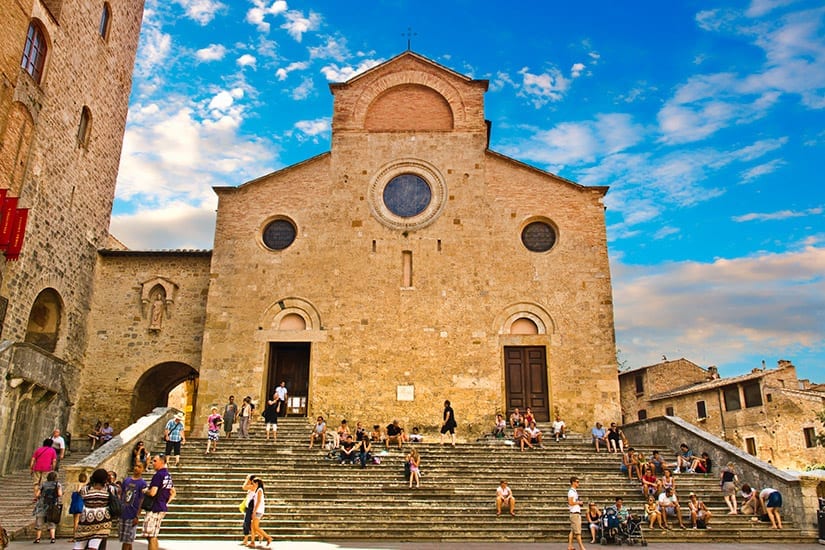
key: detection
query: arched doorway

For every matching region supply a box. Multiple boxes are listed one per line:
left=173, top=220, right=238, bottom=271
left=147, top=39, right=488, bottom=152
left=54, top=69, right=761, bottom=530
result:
left=25, top=288, right=63, bottom=353
left=131, top=362, right=198, bottom=424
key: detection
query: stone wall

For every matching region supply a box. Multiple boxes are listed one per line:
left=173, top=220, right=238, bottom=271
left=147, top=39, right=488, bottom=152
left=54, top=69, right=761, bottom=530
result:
left=75, top=251, right=211, bottom=434
left=624, top=416, right=820, bottom=536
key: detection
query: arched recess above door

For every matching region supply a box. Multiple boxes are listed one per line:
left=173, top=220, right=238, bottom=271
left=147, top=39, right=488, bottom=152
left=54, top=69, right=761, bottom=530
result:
left=493, top=302, right=555, bottom=336
left=257, top=297, right=327, bottom=342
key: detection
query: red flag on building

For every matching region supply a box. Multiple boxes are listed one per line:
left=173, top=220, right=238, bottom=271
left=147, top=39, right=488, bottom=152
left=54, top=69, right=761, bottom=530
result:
left=4, top=208, right=29, bottom=260
left=0, top=196, right=18, bottom=249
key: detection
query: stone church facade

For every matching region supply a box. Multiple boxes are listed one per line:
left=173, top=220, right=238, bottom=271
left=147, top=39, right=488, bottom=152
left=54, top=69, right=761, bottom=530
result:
left=80, top=52, right=620, bottom=438
left=1, top=2, right=619, bottom=467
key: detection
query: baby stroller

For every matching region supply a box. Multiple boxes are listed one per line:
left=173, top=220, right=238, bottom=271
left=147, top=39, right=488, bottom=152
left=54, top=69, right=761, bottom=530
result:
left=599, top=505, right=647, bottom=546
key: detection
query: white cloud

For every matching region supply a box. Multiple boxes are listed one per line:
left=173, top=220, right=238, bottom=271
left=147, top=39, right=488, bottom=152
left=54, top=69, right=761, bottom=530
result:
left=133, top=10, right=171, bottom=78
left=613, top=245, right=825, bottom=369
left=571, top=63, right=586, bottom=78
left=208, top=90, right=239, bottom=111
left=196, top=44, right=227, bottom=62
left=746, top=0, right=796, bottom=18
left=517, top=67, right=571, bottom=107
left=489, top=71, right=516, bottom=93
left=290, top=76, right=314, bottom=100
left=281, top=9, right=321, bottom=42
left=246, top=0, right=287, bottom=33
left=733, top=207, right=824, bottom=222
left=237, top=54, right=257, bottom=68
left=294, top=117, right=330, bottom=138
left=173, top=0, right=226, bottom=25
left=320, top=59, right=383, bottom=82
left=110, top=202, right=217, bottom=250
left=308, top=36, right=349, bottom=61
left=739, top=158, right=786, bottom=182
left=276, top=61, right=310, bottom=81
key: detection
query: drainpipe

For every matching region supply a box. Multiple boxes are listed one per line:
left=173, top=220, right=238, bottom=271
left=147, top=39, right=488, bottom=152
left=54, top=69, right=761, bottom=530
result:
left=716, top=388, right=727, bottom=440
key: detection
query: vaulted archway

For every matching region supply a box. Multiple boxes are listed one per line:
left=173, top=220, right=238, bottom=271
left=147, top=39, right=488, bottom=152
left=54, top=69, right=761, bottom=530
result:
left=131, top=362, right=198, bottom=424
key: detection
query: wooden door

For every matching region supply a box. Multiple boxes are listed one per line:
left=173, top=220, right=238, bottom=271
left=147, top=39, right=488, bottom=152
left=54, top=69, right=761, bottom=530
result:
left=267, top=342, right=310, bottom=415
left=504, top=346, right=549, bottom=421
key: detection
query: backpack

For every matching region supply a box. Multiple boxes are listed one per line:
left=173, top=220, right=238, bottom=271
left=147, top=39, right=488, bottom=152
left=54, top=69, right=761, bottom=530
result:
left=42, top=483, right=62, bottom=524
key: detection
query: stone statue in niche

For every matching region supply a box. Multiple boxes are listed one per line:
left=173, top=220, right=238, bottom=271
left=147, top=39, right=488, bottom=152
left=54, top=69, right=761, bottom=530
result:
left=148, top=290, right=165, bottom=331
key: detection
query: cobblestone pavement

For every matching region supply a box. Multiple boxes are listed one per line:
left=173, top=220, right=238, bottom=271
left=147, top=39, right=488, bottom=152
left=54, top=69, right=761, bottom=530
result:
left=6, top=540, right=824, bottom=549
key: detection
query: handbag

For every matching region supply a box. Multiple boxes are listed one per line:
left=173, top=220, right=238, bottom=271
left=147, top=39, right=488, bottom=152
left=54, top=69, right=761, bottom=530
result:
left=107, top=488, right=122, bottom=518
left=140, top=492, right=155, bottom=512
left=45, top=502, right=63, bottom=524
left=69, top=491, right=84, bottom=515
left=239, top=498, right=247, bottom=514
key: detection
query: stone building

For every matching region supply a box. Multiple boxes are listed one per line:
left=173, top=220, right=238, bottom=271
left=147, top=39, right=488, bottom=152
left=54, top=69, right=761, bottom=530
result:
left=0, top=0, right=144, bottom=473
left=619, top=359, right=825, bottom=470
left=77, top=51, right=621, bottom=438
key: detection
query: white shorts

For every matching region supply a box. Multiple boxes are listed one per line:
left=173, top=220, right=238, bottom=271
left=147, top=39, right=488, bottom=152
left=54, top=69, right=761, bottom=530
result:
left=266, top=423, right=278, bottom=432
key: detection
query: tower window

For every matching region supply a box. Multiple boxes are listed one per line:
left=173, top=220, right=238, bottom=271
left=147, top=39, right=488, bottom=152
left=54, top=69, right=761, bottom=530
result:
left=21, top=22, right=48, bottom=84
left=99, top=3, right=112, bottom=40
left=77, top=107, right=92, bottom=149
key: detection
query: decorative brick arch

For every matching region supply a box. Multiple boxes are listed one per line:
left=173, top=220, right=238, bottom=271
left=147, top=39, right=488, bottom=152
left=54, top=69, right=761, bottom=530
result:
left=262, top=297, right=322, bottom=331
left=352, top=70, right=467, bottom=130
left=493, top=302, right=556, bottom=335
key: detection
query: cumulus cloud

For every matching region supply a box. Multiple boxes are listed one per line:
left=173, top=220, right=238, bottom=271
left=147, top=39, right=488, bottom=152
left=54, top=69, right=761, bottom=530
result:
left=308, top=36, right=349, bottom=61
left=133, top=11, right=171, bottom=78
left=276, top=61, right=310, bottom=81
left=281, top=9, right=321, bottom=42
left=246, top=0, right=287, bottom=33
left=290, top=76, right=314, bottom=100
left=571, top=63, right=586, bottom=78
left=517, top=66, right=571, bottom=107
left=294, top=117, right=330, bottom=138
left=612, top=245, right=825, bottom=369
left=320, top=59, right=383, bottom=82
left=173, top=0, right=226, bottom=25
left=237, top=54, right=257, bottom=68
left=196, top=44, right=227, bottom=62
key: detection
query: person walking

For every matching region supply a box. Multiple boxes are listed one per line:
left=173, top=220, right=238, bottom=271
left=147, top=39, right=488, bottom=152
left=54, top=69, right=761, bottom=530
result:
left=262, top=392, right=279, bottom=443
left=223, top=396, right=238, bottom=439
left=274, top=381, right=288, bottom=416
left=720, top=461, right=739, bottom=514
left=142, top=454, right=175, bottom=550
left=29, top=438, right=57, bottom=497
left=73, top=468, right=111, bottom=550
left=440, top=400, right=457, bottom=446
left=567, top=476, right=586, bottom=550
left=163, top=413, right=186, bottom=467
left=249, top=477, right=273, bottom=547
left=33, top=471, right=62, bottom=543
left=206, top=407, right=223, bottom=454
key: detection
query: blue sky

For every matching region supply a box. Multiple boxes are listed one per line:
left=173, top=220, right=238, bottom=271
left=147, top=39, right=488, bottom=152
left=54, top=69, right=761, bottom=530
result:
left=110, top=0, right=825, bottom=382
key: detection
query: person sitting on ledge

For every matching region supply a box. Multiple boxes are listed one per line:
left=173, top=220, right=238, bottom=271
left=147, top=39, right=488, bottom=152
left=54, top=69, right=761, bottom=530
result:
left=386, top=420, right=405, bottom=449
left=99, top=422, right=114, bottom=445
left=88, top=421, right=103, bottom=451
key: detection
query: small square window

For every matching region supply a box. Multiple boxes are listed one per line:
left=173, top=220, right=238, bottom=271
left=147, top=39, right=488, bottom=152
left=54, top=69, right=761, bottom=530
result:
left=665, top=406, right=674, bottom=416
left=634, top=373, right=644, bottom=395
left=804, top=427, right=817, bottom=448
left=696, top=400, right=707, bottom=419
left=745, top=437, right=757, bottom=456
left=637, top=409, right=647, bottom=421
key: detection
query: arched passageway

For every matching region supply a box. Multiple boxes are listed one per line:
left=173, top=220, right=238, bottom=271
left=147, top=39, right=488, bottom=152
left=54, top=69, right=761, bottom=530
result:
left=131, top=362, right=198, bottom=423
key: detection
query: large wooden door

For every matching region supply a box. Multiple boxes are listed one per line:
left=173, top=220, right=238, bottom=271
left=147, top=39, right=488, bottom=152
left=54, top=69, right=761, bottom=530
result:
left=267, top=342, right=310, bottom=416
left=504, top=346, right=549, bottom=421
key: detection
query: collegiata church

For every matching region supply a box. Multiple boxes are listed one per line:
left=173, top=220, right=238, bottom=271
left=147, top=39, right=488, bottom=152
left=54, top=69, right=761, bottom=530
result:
left=0, top=0, right=619, bottom=472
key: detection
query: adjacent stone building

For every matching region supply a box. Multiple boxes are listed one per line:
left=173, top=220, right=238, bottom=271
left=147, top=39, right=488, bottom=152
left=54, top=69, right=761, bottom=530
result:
left=619, top=359, right=825, bottom=470
left=0, top=0, right=144, bottom=473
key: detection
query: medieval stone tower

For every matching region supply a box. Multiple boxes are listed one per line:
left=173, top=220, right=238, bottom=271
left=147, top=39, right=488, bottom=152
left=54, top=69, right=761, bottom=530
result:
left=0, top=0, right=144, bottom=472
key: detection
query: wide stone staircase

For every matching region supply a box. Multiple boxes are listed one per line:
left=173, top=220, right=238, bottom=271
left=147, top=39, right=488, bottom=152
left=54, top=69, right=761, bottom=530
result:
left=157, top=417, right=813, bottom=543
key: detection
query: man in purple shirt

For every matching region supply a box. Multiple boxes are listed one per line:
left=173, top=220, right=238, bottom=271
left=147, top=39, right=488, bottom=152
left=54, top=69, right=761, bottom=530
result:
left=142, top=454, right=175, bottom=550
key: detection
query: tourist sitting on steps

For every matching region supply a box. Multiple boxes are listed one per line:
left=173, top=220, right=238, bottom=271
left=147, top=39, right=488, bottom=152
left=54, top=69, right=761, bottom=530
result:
left=551, top=414, right=566, bottom=442
left=369, top=424, right=383, bottom=444
left=495, top=479, right=516, bottom=517
left=88, top=420, right=103, bottom=451
left=386, top=420, right=405, bottom=449
left=526, top=421, right=543, bottom=448
left=309, top=416, right=327, bottom=449
left=687, top=492, right=712, bottom=528
left=493, top=414, right=506, bottom=439
left=509, top=408, right=524, bottom=429
left=334, top=419, right=350, bottom=448
left=513, top=424, right=533, bottom=451
left=591, top=422, right=607, bottom=452
left=675, top=443, right=694, bottom=473
left=339, top=434, right=357, bottom=464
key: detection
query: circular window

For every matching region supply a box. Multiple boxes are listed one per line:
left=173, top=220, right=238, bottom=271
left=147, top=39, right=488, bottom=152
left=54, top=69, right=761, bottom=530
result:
left=368, top=159, right=447, bottom=231
left=383, top=174, right=432, bottom=217
left=521, top=221, right=557, bottom=252
left=262, top=219, right=296, bottom=251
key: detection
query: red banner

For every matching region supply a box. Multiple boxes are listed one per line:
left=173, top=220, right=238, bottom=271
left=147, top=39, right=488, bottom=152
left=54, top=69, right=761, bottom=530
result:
left=4, top=208, right=28, bottom=261
left=0, top=196, right=18, bottom=249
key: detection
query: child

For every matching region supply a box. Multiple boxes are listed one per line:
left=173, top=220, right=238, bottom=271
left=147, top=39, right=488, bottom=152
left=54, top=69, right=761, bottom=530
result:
left=69, top=472, right=87, bottom=542
left=407, top=449, right=421, bottom=488
left=119, top=464, right=147, bottom=550
left=409, top=427, right=423, bottom=442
